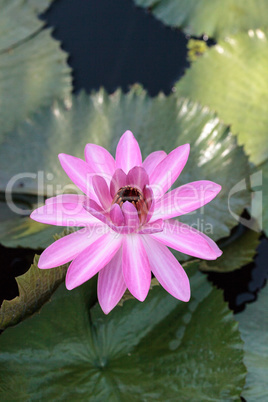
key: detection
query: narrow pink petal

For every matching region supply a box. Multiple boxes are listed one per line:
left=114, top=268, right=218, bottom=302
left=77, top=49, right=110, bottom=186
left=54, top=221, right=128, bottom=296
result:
left=127, top=166, right=149, bottom=191
left=142, top=150, right=167, bottom=178
left=121, top=201, right=139, bottom=230
left=143, top=185, right=155, bottom=222
left=97, top=248, right=127, bottom=314
left=153, top=180, right=222, bottom=220
left=92, top=175, right=112, bottom=211
left=115, top=130, right=142, bottom=173
left=31, top=202, right=99, bottom=226
left=149, top=144, right=190, bottom=200
left=138, top=219, right=163, bottom=234
left=150, top=220, right=222, bottom=260
left=110, top=168, right=127, bottom=199
left=196, top=230, right=223, bottom=258
left=122, top=234, right=151, bottom=301
left=84, top=144, right=115, bottom=180
left=38, top=226, right=104, bottom=269
left=58, top=154, right=97, bottom=201
left=110, top=204, right=125, bottom=226
left=84, top=201, right=135, bottom=234
left=142, top=235, right=190, bottom=301
left=45, top=194, right=87, bottom=205
left=84, top=199, right=109, bottom=226
left=66, top=232, right=123, bottom=290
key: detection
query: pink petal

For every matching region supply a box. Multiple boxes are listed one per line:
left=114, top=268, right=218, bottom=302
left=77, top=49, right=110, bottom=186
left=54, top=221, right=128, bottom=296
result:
left=110, top=168, right=127, bottom=199
left=142, top=235, right=190, bottom=302
left=58, top=154, right=97, bottom=201
left=38, top=226, right=104, bottom=269
left=84, top=144, right=115, bottom=180
left=66, top=232, right=123, bottom=290
left=115, top=130, right=142, bottom=173
left=31, top=202, right=99, bottom=226
left=92, top=175, right=112, bottom=211
left=121, top=201, right=139, bottom=230
left=142, top=150, right=167, bottom=178
left=122, top=234, right=151, bottom=301
left=110, top=204, right=125, bottom=226
left=143, top=185, right=155, bottom=222
left=84, top=200, right=134, bottom=234
left=153, top=180, right=222, bottom=220
left=150, top=219, right=222, bottom=260
left=45, top=194, right=87, bottom=205
left=138, top=219, right=163, bottom=234
left=84, top=199, right=108, bottom=226
left=127, top=166, right=149, bottom=191
left=149, top=144, right=190, bottom=200
left=97, top=248, right=127, bottom=314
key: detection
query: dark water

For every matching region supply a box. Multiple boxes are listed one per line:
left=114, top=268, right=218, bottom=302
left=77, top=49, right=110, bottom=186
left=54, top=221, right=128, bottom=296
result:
left=1, top=0, right=267, bottom=311
left=42, top=0, right=189, bottom=96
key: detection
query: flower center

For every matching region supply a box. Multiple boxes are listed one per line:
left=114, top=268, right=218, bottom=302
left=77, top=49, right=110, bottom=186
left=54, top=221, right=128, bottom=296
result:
left=113, top=186, right=148, bottom=221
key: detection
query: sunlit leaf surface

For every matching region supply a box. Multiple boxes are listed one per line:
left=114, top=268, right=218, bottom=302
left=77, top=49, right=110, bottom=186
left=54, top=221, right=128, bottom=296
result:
left=176, top=31, right=268, bottom=166
left=133, top=0, right=268, bottom=40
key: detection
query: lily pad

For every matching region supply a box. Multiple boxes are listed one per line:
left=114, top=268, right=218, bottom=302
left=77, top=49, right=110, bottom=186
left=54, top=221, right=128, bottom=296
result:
left=0, top=216, right=65, bottom=250
left=133, top=0, right=268, bottom=40
left=0, top=262, right=246, bottom=400
left=252, top=159, right=268, bottom=236
left=0, top=88, right=250, bottom=248
left=0, top=0, right=54, bottom=51
left=200, top=227, right=260, bottom=272
left=0, top=254, right=68, bottom=330
left=176, top=31, right=268, bottom=166
left=237, top=284, right=268, bottom=401
left=0, top=1, right=71, bottom=138
left=28, top=0, right=54, bottom=14
left=262, top=160, right=268, bottom=235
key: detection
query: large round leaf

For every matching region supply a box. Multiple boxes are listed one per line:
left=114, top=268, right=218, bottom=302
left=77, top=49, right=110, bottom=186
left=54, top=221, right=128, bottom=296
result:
left=0, top=262, right=246, bottom=400
left=133, top=0, right=268, bottom=40
left=176, top=31, right=268, bottom=166
left=0, top=88, right=250, bottom=248
left=0, top=1, right=71, bottom=138
left=237, top=284, right=268, bottom=401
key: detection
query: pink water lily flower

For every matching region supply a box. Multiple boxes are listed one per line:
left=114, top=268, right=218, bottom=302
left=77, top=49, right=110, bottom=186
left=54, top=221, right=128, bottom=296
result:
left=31, top=130, right=222, bottom=314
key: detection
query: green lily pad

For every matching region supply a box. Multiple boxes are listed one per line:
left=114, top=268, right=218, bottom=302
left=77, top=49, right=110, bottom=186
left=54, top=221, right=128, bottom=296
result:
left=0, top=262, right=246, bottom=400
left=0, top=0, right=54, bottom=51
left=0, top=88, right=250, bottom=248
left=0, top=216, right=65, bottom=250
left=237, top=284, right=268, bottom=401
left=200, top=227, right=260, bottom=272
left=176, top=31, right=268, bottom=166
left=252, top=159, right=268, bottom=236
left=0, top=1, right=71, bottom=138
left=262, top=160, right=268, bottom=235
left=28, top=0, right=54, bottom=14
left=133, top=0, right=268, bottom=40
left=0, top=254, right=68, bottom=331
left=0, top=195, right=65, bottom=249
